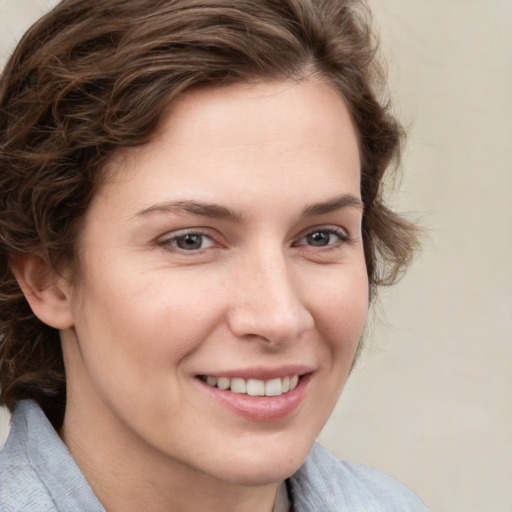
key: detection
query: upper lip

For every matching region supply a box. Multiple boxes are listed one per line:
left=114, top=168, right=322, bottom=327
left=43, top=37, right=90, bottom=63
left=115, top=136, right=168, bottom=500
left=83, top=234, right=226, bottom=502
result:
left=196, top=365, right=314, bottom=380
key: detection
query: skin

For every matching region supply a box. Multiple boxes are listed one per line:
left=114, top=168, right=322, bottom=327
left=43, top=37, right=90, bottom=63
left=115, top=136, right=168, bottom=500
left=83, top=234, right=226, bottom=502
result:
left=26, top=80, right=369, bottom=512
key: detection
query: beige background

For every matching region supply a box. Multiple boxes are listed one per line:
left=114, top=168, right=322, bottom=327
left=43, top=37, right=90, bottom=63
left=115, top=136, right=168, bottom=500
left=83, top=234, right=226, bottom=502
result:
left=1, top=1, right=511, bottom=511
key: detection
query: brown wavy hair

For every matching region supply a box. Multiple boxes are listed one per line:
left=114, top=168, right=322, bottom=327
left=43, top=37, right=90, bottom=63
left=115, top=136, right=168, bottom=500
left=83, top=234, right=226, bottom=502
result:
left=0, top=0, right=418, bottom=427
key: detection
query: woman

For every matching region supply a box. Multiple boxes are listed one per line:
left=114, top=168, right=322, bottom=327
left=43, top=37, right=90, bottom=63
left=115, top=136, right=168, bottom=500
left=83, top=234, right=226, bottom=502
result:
left=0, top=0, right=427, bottom=510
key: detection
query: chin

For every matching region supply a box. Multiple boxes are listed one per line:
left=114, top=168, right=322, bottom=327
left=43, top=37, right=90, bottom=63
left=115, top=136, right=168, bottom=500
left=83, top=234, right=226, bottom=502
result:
left=221, top=460, right=303, bottom=487
left=209, top=434, right=314, bottom=487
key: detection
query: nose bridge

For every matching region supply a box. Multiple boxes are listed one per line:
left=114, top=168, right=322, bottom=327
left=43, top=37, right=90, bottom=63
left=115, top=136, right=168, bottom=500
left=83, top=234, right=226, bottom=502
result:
left=227, top=244, right=314, bottom=344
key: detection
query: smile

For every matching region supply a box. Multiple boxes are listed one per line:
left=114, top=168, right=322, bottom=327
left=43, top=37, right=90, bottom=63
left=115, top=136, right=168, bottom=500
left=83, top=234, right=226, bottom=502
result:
left=200, top=375, right=299, bottom=397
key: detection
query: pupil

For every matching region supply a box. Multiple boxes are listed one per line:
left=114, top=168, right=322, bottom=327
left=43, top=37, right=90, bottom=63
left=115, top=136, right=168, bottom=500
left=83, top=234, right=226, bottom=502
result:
left=307, top=231, right=329, bottom=246
left=177, top=234, right=202, bottom=250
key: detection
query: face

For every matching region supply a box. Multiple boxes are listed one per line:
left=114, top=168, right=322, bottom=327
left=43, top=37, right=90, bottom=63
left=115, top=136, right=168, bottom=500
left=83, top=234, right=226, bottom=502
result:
left=60, top=80, right=368, bottom=488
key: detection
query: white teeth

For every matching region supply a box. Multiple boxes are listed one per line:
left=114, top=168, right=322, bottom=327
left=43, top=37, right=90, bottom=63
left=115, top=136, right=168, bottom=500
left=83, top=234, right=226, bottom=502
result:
left=230, top=378, right=247, bottom=394
left=206, top=376, right=218, bottom=387
left=217, top=377, right=230, bottom=390
left=265, top=378, right=282, bottom=396
left=203, top=374, right=301, bottom=396
left=247, top=379, right=265, bottom=396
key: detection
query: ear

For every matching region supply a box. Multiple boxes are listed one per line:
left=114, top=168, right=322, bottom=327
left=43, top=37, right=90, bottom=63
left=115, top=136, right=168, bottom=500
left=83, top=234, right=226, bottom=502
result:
left=10, top=254, right=75, bottom=330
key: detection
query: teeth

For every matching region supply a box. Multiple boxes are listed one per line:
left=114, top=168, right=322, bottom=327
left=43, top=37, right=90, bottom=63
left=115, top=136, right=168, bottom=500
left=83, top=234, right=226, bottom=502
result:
left=217, top=377, right=230, bottom=390
left=203, top=374, right=301, bottom=396
left=230, top=378, right=247, bottom=394
left=247, top=379, right=265, bottom=396
left=265, top=378, right=282, bottom=397
left=206, top=376, right=218, bottom=387
left=281, top=376, right=290, bottom=393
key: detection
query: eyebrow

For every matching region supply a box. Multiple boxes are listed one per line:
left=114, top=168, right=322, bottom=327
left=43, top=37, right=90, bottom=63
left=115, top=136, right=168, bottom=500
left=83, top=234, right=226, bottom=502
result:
left=134, top=200, right=243, bottom=222
left=134, top=193, right=363, bottom=222
left=301, top=194, right=363, bottom=218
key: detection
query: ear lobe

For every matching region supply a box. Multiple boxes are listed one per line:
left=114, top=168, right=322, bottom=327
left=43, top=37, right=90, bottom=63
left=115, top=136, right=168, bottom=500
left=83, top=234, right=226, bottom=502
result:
left=10, top=254, right=75, bottom=330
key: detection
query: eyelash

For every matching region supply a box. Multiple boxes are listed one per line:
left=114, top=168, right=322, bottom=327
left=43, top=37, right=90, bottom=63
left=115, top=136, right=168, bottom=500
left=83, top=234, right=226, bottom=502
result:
left=157, top=226, right=350, bottom=254
left=157, top=229, right=217, bottom=252
left=293, top=227, right=350, bottom=249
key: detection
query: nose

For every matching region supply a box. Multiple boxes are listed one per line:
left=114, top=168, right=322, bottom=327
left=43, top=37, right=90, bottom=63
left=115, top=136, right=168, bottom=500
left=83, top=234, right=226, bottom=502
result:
left=226, top=250, right=314, bottom=346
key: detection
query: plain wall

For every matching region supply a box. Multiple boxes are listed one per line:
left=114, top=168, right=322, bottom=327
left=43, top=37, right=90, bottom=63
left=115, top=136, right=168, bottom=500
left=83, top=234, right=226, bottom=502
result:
left=1, top=1, right=511, bottom=511
left=318, top=2, right=512, bottom=511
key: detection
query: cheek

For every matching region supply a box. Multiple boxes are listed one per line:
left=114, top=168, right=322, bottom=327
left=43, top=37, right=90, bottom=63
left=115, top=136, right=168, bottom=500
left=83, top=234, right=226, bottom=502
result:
left=72, top=263, right=223, bottom=375
left=308, top=265, right=369, bottom=324
left=310, top=265, right=369, bottom=354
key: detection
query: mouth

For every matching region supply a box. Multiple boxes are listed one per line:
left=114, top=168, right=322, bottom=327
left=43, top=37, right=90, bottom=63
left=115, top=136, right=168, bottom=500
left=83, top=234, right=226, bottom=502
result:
left=198, top=374, right=300, bottom=397
left=196, top=370, right=312, bottom=421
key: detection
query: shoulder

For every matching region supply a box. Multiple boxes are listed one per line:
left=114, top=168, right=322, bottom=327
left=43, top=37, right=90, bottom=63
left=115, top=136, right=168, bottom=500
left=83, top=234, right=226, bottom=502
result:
left=0, top=401, right=104, bottom=512
left=288, top=443, right=430, bottom=512
left=0, top=403, right=57, bottom=512
left=0, top=457, right=57, bottom=512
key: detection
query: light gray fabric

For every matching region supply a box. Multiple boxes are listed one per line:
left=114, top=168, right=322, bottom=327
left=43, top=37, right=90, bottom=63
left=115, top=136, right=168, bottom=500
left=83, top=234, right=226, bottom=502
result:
left=290, top=444, right=429, bottom=511
left=0, top=401, right=104, bottom=512
left=0, top=401, right=429, bottom=511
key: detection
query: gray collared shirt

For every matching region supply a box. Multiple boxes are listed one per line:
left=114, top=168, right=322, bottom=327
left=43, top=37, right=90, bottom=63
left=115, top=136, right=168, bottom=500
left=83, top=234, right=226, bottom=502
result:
left=0, top=401, right=429, bottom=511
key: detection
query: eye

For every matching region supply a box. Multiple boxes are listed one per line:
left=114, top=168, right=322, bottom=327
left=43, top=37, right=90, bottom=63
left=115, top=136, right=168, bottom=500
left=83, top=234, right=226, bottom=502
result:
left=159, top=231, right=216, bottom=251
left=295, top=227, right=349, bottom=248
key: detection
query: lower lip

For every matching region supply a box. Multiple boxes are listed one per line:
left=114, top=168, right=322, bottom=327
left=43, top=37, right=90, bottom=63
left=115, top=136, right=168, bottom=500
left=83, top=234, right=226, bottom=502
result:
left=197, top=374, right=311, bottom=422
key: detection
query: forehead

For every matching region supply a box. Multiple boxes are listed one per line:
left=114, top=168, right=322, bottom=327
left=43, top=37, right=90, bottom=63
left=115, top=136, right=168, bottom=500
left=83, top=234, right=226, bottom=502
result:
left=126, top=80, right=357, bottom=167
left=94, top=80, right=361, bottom=218
left=162, top=80, right=359, bottom=158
